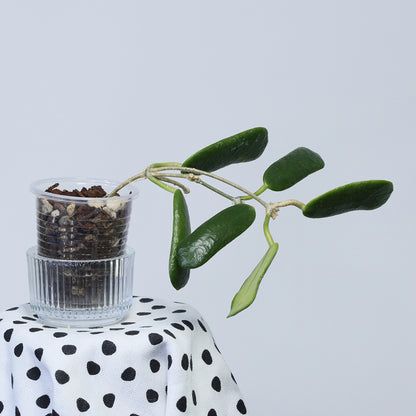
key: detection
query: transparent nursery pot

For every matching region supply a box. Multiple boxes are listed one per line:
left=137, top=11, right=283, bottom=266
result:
left=27, top=177, right=139, bottom=327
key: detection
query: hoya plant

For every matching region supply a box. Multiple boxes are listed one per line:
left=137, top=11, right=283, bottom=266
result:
left=106, top=127, right=393, bottom=317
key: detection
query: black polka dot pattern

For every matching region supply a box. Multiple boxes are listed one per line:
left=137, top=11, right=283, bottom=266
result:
left=0, top=297, right=247, bottom=415
left=103, top=393, right=115, bottom=408
left=55, top=370, right=70, bottom=384
left=87, top=361, right=101, bottom=375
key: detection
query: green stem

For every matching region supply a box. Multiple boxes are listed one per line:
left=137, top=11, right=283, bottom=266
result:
left=105, top=170, right=146, bottom=197
left=192, top=178, right=236, bottom=202
left=152, top=166, right=269, bottom=209
left=146, top=168, right=177, bottom=194
left=105, top=162, right=182, bottom=197
left=239, top=184, right=268, bottom=201
left=263, top=214, right=275, bottom=246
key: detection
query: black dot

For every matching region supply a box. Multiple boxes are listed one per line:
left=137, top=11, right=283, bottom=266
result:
left=0, top=401, right=3, bottom=412
left=76, top=398, right=90, bottom=412
left=109, top=327, right=124, bottom=331
left=52, top=411, right=60, bottom=416
left=137, top=312, right=151, bottom=316
left=62, top=345, right=77, bottom=355
left=27, top=367, right=41, bottom=380
left=10, top=373, right=13, bottom=388
left=211, top=376, right=221, bottom=392
left=121, top=367, right=136, bottom=381
left=140, top=297, right=153, bottom=303
left=150, top=359, right=160, bottom=373
left=231, top=372, right=237, bottom=383
left=154, top=317, right=167, bottom=321
left=207, top=409, right=217, bottom=416
left=103, top=393, right=115, bottom=408
left=236, top=399, right=247, bottom=414
left=163, top=329, right=176, bottom=339
left=176, top=396, right=187, bottom=412
left=89, top=331, right=104, bottom=335
left=198, top=320, right=207, bottom=332
left=121, top=321, right=135, bottom=325
left=148, top=333, right=163, bottom=345
left=29, top=328, right=43, bottom=333
left=3, top=328, right=13, bottom=342
left=171, top=323, right=185, bottom=330
left=55, top=370, right=70, bottom=384
left=87, top=361, right=101, bottom=375
left=173, top=309, right=187, bottom=313
left=146, top=389, right=159, bottom=403
left=21, top=316, right=37, bottom=321
left=182, top=320, right=194, bottom=330
left=192, top=390, right=197, bottom=405
left=6, top=306, right=18, bottom=311
left=202, top=349, right=213, bottom=365
left=34, top=348, right=43, bottom=361
left=14, top=343, right=23, bottom=357
left=36, top=394, right=50, bottom=409
left=151, top=305, right=166, bottom=310
left=13, top=320, right=27, bottom=325
left=53, top=332, right=67, bottom=338
left=190, top=355, right=193, bottom=371
left=167, top=355, right=172, bottom=369
left=15, top=406, right=20, bottom=416
left=102, top=340, right=117, bottom=355
left=181, top=354, right=189, bottom=370
left=125, top=330, right=140, bottom=336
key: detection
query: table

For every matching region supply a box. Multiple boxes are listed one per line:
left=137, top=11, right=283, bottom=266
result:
left=0, top=296, right=248, bottom=416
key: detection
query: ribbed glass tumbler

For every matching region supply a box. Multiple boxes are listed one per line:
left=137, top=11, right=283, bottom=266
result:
left=27, top=177, right=138, bottom=327
left=27, top=247, right=135, bottom=327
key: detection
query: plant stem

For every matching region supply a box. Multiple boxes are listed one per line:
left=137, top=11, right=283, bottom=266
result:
left=274, top=199, right=305, bottom=210
left=239, top=184, right=268, bottom=201
left=152, top=166, right=269, bottom=209
left=146, top=167, right=177, bottom=194
left=263, top=214, right=275, bottom=246
left=105, top=170, right=146, bottom=197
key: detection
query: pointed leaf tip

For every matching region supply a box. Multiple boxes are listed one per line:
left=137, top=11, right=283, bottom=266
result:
left=228, top=243, right=279, bottom=317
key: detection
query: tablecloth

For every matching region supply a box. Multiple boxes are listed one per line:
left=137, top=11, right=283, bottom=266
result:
left=0, top=296, right=248, bottom=416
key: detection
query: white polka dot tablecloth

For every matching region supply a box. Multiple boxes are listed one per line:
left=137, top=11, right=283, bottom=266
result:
left=0, top=296, right=248, bottom=416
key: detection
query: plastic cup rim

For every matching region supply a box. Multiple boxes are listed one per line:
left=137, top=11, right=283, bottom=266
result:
left=30, top=177, right=139, bottom=202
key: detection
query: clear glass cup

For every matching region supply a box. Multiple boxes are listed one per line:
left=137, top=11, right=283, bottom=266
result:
left=28, top=177, right=139, bottom=327
left=27, top=246, right=135, bottom=327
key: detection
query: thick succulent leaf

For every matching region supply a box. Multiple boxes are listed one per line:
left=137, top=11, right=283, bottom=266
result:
left=182, top=127, right=268, bottom=172
left=303, top=180, right=394, bottom=218
left=177, top=204, right=256, bottom=269
left=228, top=243, right=279, bottom=317
left=169, top=189, right=191, bottom=289
left=263, top=147, right=324, bottom=191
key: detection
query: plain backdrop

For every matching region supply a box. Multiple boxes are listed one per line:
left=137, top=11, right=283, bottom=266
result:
left=0, top=1, right=414, bottom=415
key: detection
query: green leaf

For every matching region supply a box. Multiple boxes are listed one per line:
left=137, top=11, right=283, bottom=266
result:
left=263, top=147, right=324, bottom=191
left=228, top=243, right=279, bottom=317
left=169, top=189, right=191, bottom=289
left=303, top=180, right=394, bottom=218
left=182, top=127, right=268, bottom=172
left=177, top=204, right=256, bottom=269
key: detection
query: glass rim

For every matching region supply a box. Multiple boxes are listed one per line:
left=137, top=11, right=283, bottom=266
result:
left=30, top=177, right=139, bottom=202
left=26, top=246, right=135, bottom=264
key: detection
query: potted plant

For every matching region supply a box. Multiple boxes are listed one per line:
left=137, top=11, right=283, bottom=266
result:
left=27, top=127, right=393, bottom=326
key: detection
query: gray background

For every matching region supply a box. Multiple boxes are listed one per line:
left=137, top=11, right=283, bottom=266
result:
left=0, top=1, right=414, bottom=414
